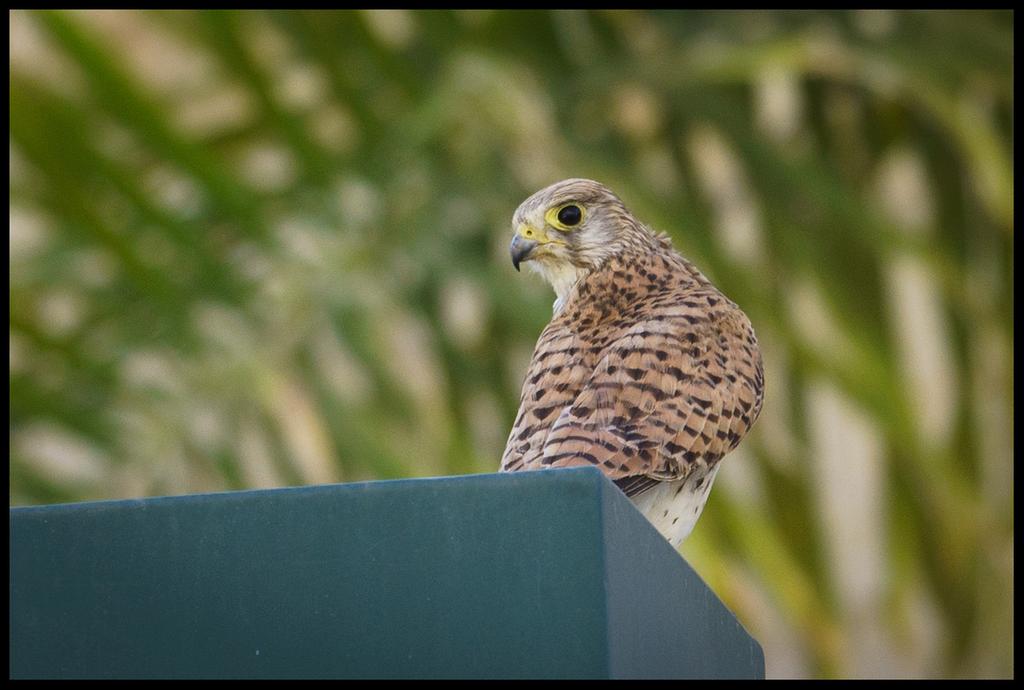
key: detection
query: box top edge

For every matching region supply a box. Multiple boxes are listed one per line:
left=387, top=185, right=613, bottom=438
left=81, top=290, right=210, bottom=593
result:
left=9, top=466, right=612, bottom=514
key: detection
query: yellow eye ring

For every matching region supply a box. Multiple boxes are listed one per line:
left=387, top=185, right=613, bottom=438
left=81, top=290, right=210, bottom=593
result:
left=545, top=203, right=585, bottom=231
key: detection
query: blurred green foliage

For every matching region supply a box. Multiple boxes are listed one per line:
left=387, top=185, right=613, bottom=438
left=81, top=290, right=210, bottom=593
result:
left=9, top=10, right=1012, bottom=679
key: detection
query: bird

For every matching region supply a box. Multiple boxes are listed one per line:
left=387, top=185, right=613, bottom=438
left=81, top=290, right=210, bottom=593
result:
left=500, top=178, right=764, bottom=547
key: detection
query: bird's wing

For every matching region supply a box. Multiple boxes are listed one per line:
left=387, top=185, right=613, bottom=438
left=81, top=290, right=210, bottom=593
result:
left=613, top=474, right=662, bottom=498
left=500, top=322, right=589, bottom=472
left=534, top=292, right=763, bottom=486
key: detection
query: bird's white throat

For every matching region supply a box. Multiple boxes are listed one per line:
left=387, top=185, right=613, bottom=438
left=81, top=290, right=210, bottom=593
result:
left=529, top=261, right=588, bottom=315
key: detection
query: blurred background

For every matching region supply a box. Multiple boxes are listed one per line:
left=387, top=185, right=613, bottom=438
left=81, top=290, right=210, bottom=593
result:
left=9, top=9, right=1013, bottom=679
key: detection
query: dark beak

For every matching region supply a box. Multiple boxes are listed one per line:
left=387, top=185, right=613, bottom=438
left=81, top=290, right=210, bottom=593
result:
left=510, top=234, right=538, bottom=272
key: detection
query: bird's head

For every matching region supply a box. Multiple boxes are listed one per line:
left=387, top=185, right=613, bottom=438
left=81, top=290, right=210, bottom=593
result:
left=509, top=179, right=639, bottom=281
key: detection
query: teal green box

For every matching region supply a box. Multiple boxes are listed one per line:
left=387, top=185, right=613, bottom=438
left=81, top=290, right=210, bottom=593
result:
left=10, top=466, right=763, bottom=679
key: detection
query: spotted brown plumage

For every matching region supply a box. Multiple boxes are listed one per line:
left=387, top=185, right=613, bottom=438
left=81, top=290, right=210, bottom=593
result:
left=501, top=179, right=764, bottom=547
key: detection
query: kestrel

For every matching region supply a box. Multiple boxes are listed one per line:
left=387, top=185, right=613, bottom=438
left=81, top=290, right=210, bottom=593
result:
left=500, top=179, right=764, bottom=547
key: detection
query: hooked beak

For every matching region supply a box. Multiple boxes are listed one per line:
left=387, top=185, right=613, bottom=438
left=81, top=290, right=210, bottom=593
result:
left=510, top=233, right=538, bottom=272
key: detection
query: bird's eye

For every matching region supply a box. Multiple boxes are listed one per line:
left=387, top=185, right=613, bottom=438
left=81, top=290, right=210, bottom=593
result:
left=545, top=203, right=585, bottom=231
left=556, top=204, right=582, bottom=226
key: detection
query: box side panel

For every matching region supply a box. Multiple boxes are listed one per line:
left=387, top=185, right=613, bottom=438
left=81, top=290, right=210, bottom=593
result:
left=600, top=481, right=765, bottom=679
left=10, top=470, right=609, bottom=679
